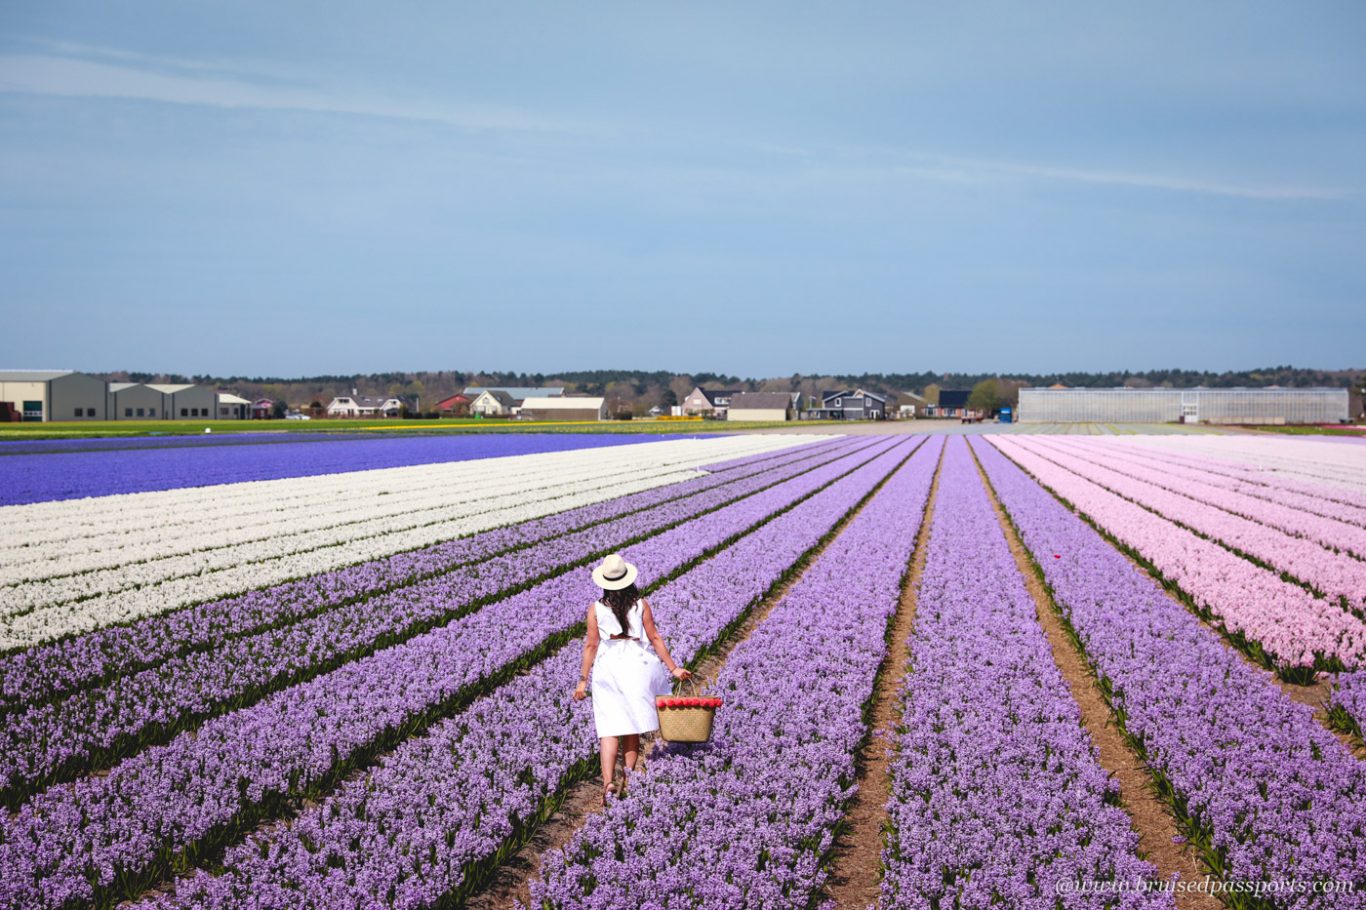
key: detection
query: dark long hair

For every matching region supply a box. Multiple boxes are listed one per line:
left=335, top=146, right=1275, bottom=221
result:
left=601, top=583, right=641, bottom=635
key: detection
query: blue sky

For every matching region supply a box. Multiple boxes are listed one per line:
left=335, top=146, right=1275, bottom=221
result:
left=1, top=2, right=1362, bottom=377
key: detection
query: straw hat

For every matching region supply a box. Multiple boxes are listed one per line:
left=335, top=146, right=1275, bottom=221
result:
left=592, top=553, right=638, bottom=590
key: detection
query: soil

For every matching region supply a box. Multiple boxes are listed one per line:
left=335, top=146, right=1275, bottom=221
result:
left=973, top=451, right=1223, bottom=910
left=822, top=444, right=944, bottom=909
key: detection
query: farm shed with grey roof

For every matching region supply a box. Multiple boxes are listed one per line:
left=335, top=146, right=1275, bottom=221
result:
left=463, top=387, right=564, bottom=401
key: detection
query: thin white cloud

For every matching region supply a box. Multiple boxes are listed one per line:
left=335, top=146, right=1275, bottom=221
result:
left=712, top=139, right=1351, bottom=203
left=0, top=51, right=593, bottom=135
left=960, top=156, right=1348, bottom=202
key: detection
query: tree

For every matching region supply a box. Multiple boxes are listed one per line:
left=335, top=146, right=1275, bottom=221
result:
left=967, top=379, right=1002, bottom=413
left=922, top=384, right=941, bottom=406
left=660, top=388, right=678, bottom=409
left=271, top=399, right=287, bottom=419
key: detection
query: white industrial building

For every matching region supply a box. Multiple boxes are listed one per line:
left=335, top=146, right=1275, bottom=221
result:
left=1018, top=387, right=1348, bottom=424
left=216, top=393, right=252, bottom=419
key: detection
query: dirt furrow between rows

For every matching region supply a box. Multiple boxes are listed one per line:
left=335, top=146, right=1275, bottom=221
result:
left=822, top=441, right=945, bottom=909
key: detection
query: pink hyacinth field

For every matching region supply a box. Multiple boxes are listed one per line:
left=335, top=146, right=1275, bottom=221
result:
left=1, top=429, right=1363, bottom=910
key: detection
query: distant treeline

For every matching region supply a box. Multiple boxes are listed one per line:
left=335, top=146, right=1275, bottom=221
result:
left=105, top=365, right=1363, bottom=414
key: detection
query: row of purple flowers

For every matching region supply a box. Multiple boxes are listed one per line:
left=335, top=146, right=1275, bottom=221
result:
left=0, top=439, right=872, bottom=802
left=131, top=438, right=928, bottom=910
left=1328, top=673, right=1366, bottom=742
left=880, top=438, right=1168, bottom=909
left=975, top=438, right=1366, bottom=909
left=0, top=438, right=908, bottom=910
left=0, top=436, right=855, bottom=708
left=526, top=439, right=941, bottom=909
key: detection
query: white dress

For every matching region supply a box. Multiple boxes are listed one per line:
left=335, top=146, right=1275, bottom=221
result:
left=591, top=600, right=672, bottom=738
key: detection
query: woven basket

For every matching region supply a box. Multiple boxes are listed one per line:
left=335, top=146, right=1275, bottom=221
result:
left=656, top=678, right=722, bottom=743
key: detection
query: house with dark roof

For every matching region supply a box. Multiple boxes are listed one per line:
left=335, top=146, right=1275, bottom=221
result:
left=325, top=394, right=402, bottom=418
left=726, top=392, right=798, bottom=421
left=681, top=386, right=742, bottom=417
left=804, top=389, right=888, bottom=420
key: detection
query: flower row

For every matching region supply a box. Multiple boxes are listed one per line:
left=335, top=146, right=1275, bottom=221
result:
left=989, top=438, right=1366, bottom=673
left=526, top=436, right=940, bottom=910
left=129, top=438, right=929, bottom=910
left=0, top=437, right=913, bottom=910
left=0, top=436, right=853, bottom=709
left=880, top=438, right=1166, bottom=909
left=1013, top=438, right=1366, bottom=606
left=0, top=438, right=875, bottom=800
left=974, top=438, right=1366, bottom=908
left=1328, top=672, right=1366, bottom=741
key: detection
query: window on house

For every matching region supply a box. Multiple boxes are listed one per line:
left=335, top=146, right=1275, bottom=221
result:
left=124, top=408, right=132, bottom=417
left=136, top=408, right=145, bottom=417
left=180, top=408, right=188, bottom=417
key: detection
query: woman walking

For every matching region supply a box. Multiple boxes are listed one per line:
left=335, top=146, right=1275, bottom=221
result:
left=573, top=553, right=690, bottom=804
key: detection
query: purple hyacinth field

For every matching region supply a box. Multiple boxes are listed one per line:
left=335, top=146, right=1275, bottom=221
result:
left=1, top=430, right=1363, bottom=910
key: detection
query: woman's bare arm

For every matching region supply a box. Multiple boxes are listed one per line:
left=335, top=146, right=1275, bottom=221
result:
left=574, top=604, right=599, bottom=700
left=641, top=599, right=690, bottom=679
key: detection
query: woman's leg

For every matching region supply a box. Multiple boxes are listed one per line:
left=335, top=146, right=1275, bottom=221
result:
left=599, top=736, right=619, bottom=790
left=621, top=734, right=641, bottom=773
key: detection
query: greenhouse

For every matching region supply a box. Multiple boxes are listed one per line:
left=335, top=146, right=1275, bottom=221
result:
left=1018, top=387, right=1348, bottom=424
